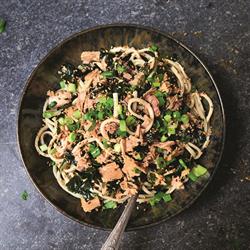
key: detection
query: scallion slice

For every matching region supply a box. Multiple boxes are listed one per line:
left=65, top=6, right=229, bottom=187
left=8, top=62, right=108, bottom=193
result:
left=117, top=65, right=126, bottom=73
left=168, top=127, right=176, bottom=135
left=97, top=111, right=104, bottom=120
left=149, top=192, right=171, bottom=206
left=114, top=143, right=121, bottom=153
left=89, top=144, right=101, bottom=158
left=119, top=120, right=127, bottom=132
left=149, top=44, right=158, bottom=52
left=192, top=164, right=207, bottom=177
left=43, top=111, right=56, bottom=119
left=126, top=115, right=136, bottom=126
left=64, top=117, right=74, bottom=125
left=152, top=81, right=161, bottom=88
left=164, top=114, right=172, bottom=122
left=67, top=83, right=76, bottom=93
left=189, top=165, right=208, bottom=181
left=102, top=71, right=113, bottom=78
left=173, top=111, right=181, bottom=120
left=181, top=114, right=189, bottom=124
left=188, top=172, right=198, bottom=182
left=102, top=139, right=109, bottom=149
left=104, top=200, right=117, bottom=209
left=59, top=80, right=66, bottom=89
left=68, top=132, right=76, bottom=142
left=39, top=144, right=48, bottom=152
left=179, top=159, right=188, bottom=169
left=160, top=135, right=168, bottom=142
left=162, top=193, right=172, bottom=202
left=73, top=110, right=81, bottom=119
left=58, top=117, right=65, bottom=125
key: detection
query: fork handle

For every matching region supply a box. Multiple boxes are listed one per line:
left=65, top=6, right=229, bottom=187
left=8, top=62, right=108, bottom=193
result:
left=101, top=195, right=138, bottom=250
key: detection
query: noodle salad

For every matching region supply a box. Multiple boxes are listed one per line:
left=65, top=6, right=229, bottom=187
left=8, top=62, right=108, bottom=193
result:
left=35, top=45, right=213, bottom=212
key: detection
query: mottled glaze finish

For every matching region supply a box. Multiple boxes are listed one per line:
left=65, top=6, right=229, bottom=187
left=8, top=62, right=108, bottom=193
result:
left=18, top=25, right=225, bottom=230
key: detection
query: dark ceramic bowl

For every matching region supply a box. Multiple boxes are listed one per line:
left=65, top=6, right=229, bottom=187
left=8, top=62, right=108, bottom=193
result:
left=18, top=24, right=225, bottom=231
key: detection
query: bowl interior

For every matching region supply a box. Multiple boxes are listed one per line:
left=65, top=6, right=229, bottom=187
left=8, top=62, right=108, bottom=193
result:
left=18, top=25, right=225, bottom=230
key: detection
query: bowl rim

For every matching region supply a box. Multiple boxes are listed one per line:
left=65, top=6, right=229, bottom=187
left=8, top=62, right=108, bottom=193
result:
left=17, top=23, right=226, bottom=231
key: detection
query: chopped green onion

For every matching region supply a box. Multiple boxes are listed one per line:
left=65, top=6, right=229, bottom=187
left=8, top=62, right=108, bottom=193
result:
left=39, top=144, right=48, bottom=152
left=126, top=115, right=136, bottom=126
left=149, top=44, right=158, bottom=52
left=91, top=147, right=101, bottom=158
left=192, top=164, right=207, bottom=177
left=164, top=114, right=172, bottom=122
left=160, top=135, right=168, bottom=142
left=64, top=117, right=74, bottom=125
left=156, top=157, right=166, bottom=169
left=73, top=110, right=82, bottom=119
left=117, top=65, right=126, bottom=73
left=68, top=132, right=76, bottom=142
left=48, top=101, right=57, bottom=109
left=173, top=111, right=181, bottom=120
left=172, top=122, right=178, bottom=128
left=102, top=139, right=109, bottom=149
left=154, top=91, right=165, bottom=106
left=117, top=129, right=127, bottom=137
left=168, top=127, right=176, bottom=135
left=158, top=96, right=165, bottom=106
left=84, top=112, right=93, bottom=121
left=58, top=117, right=65, bottom=125
left=106, top=97, right=114, bottom=107
left=147, top=76, right=154, bottom=83
left=0, top=18, right=6, bottom=33
left=152, top=81, right=161, bottom=88
left=104, top=200, right=117, bottom=209
left=134, top=153, right=142, bottom=161
left=162, top=193, right=172, bottom=202
left=88, top=121, right=96, bottom=131
left=149, top=196, right=161, bottom=206
left=59, top=80, right=66, bottom=89
left=48, top=148, right=56, bottom=155
left=188, top=172, right=198, bottom=182
left=117, top=104, right=123, bottom=115
left=149, top=192, right=167, bottom=206
left=43, top=111, right=56, bottom=119
left=67, top=122, right=80, bottom=131
left=21, top=190, right=28, bottom=201
left=114, top=143, right=121, bottom=153
left=98, top=96, right=107, bottom=104
left=89, top=144, right=101, bottom=158
left=102, top=71, right=114, bottom=78
left=179, top=159, right=187, bottom=169
left=119, top=120, right=127, bottom=132
left=95, top=102, right=102, bottom=111
left=78, top=65, right=84, bottom=70
left=97, top=111, right=104, bottom=120
left=181, top=114, right=189, bottom=124
left=67, top=83, right=76, bottom=93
